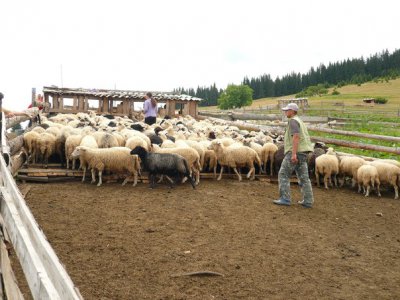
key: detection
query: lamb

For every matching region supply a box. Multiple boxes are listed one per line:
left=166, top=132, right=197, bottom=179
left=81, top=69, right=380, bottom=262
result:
left=356, top=164, right=380, bottom=197
left=209, top=140, right=261, bottom=181
left=130, top=146, right=195, bottom=189
left=71, top=146, right=140, bottom=187
left=261, top=142, right=278, bottom=175
left=339, top=156, right=366, bottom=188
left=368, top=161, right=400, bottom=199
left=315, top=147, right=339, bottom=189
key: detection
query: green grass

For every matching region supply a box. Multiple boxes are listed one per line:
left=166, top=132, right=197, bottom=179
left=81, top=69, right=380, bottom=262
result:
left=309, top=122, right=399, bottom=159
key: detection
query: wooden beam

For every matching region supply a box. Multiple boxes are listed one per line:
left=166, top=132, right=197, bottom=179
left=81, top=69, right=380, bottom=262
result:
left=310, top=136, right=400, bottom=155
left=308, top=126, right=400, bottom=143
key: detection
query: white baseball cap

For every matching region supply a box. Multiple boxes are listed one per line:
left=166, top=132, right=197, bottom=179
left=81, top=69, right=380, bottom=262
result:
left=281, top=103, right=299, bottom=111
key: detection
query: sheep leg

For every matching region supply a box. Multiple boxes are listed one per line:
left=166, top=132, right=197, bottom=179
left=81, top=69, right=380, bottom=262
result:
left=357, top=183, right=362, bottom=193
left=82, top=166, right=86, bottom=182
left=315, top=171, right=320, bottom=187
left=132, top=171, right=138, bottom=187
left=149, top=174, right=156, bottom=189
left=194, top=168, right=200, bottom=185
left=217, top=166, right=224, bottom=181
left=324, top=174, right=329, bottom=189
left=157, top=175, right=164, bottom=183
left=365, top=185, right=370, bottom=197
left=91, top=169, right=97, bottom=184
left=270, top=156, right=274, bottom=176
left=97, top=170, right=102, bottom=186
left=333, top=174, right=338, bottom=187
left=394, top=186, right=399, bottom=200
left=376, top=181, right=381, bottom=197
left=233, top=168, right=242, bottom=181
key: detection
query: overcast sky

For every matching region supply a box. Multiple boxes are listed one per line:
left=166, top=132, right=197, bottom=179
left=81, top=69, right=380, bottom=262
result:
left=1, top=0, right=399, bottom=111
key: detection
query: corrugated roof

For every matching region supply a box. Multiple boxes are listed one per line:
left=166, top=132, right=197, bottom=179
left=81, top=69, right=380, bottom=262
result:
left=43, top=86, right=203, bottom=102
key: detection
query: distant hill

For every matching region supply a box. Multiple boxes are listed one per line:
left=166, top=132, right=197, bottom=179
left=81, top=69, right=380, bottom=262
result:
left=200, top=78, right=400, bottom=111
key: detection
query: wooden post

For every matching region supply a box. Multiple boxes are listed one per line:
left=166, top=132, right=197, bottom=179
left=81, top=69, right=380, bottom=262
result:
left=122, top=99, right=129, bottom=115
left=166, top=100, right=175, bottom=117
left=73, top=96, right=78, bottom=110
left=84, top=97, right=89, bottom=111
left=52, top=95, right=58, bottom=109
left=78, top=96, right=84, bottom=110
left=44, top=93, right=50, bottom=112
left=31, top=88, right=36, bottom=107
left=102, top=97, right=109, bottom=113
left=59, top=96, right=64, bottom=110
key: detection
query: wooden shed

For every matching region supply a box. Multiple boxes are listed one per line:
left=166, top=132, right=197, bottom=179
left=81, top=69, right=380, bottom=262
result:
left=42, top=87, right=203, bottom=118
left=278, top=98, right=309, bottom=110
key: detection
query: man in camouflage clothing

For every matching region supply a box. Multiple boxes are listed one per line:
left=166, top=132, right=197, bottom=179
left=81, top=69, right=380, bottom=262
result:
left=273, top=103, right=314, bottom=208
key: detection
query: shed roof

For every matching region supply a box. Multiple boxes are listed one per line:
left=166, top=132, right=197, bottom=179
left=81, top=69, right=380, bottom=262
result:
left=43, top=86, right=203, bottom=102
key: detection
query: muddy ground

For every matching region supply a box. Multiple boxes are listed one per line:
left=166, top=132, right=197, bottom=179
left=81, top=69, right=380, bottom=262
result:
left=13, top=178, right=400, bottom=299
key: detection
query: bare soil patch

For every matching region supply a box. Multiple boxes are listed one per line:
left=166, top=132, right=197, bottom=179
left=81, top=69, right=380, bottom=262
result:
left=14, top=179, right=400, bottom=299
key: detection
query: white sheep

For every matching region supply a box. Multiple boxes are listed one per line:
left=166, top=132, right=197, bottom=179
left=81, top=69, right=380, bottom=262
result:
left=78, top=135, right=99, bottom=182
left=368, top=161, right=400, bottom=199
left=23, top=131, right=40, bottom=164
left=339, top=156, right=366, bottom=187
left=36, top=132, right=57, bottom=168
left=315, top=147, right=339, bottom=189
left=125, top=136, right=150, bottom=151
left=356, top=164, right=380, bottom=197
left=71, top=146, right=140, bottom=187
left=65, top=135, right=83, bottom=169
left=209, top=140, right=261, bottom=181
left=261, top=142, right=278, bottom=175
left=91, top=131, right=119, bottom=148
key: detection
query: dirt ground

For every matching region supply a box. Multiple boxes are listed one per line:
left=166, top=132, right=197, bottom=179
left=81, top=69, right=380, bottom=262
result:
left=13, top=178, right=400, bottom=300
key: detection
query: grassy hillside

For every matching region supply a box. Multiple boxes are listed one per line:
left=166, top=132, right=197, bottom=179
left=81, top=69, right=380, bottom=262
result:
left=200, top=78, right=400, bottom=112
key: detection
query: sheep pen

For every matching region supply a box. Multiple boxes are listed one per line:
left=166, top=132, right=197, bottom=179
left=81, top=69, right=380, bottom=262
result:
left=15, top=180, right=400, bottom=300
left=8, top=112, right=400, bottom=299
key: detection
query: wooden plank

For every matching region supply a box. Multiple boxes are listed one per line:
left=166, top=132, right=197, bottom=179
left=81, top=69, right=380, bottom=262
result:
left=310, top=136, right=400, bottom=155
left=308, top=126, right=400, bottom=143
left=1, top=238, right=25, bottom=300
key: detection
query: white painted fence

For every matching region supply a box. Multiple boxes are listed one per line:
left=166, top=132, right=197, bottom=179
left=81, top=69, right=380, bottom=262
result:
left=0, top=112, right=83, bottom=299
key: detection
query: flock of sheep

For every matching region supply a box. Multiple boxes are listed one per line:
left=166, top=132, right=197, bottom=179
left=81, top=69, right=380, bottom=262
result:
left=21, top=111, right=400, bottom=199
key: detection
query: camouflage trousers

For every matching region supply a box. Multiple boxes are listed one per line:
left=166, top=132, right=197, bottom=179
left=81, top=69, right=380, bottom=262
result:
left=278, top=152, right=314, bottom=205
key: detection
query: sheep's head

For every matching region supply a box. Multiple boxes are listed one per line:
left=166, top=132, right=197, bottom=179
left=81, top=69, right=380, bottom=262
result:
left=130, top=146, right=147, bottom=160
left=71, top=146, right=87, bottom=158
left=209, top=140, right=222, bottom=150
left=326, top=147, right=336, bottom=155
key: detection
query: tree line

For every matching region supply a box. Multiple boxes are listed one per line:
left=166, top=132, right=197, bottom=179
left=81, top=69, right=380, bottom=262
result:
left=174, top=48, right=400, bottom=106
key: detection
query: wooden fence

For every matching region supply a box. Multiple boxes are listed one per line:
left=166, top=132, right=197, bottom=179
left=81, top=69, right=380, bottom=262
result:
left=0, top=112, right=83, bottom=300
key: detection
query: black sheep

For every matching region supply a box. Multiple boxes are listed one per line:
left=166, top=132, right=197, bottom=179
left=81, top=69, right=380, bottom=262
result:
left=130, top=123, right=145, bottom=132
left=130, top=146, right=195, bottom=189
